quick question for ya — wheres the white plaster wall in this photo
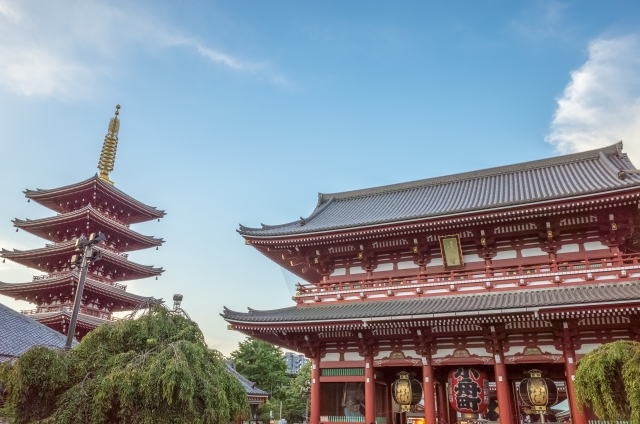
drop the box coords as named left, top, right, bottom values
left=584, top=241, right=608, bottom=251
left=493, top=250, right=517, bottom=260
left=427, top=258, right=443, bottom=267
left=537, top=344, right=563, bottom=354
left=559, top=243, right=580, bottom=253
left=398, top=261, right=419, bottom=269
left=331, top=268, right=346, bottom=276
left=344, top=352, right=363, bottom=360
left=323, top=353, right=341, bottom=361
left=432, top=348, right=456, bottom=358
left=521, top=247, right=546, bottom=257
left=575, top=343, right=602, bottom=355
left=463, top=254, right=484, bottom=263
left=375, top=263, right=394, bottom=272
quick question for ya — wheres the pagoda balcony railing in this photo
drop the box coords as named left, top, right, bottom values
left=42, top=242, right=129, bottom=258
left=21, top=305, right=113, bottom=321
left=297, top=252, right=640, bottom=301
left=32, top=272, right=128, bottom=291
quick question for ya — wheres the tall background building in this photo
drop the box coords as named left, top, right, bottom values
left=284, top=351, right=308, bottom=374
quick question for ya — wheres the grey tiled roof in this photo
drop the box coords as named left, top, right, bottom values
left=225, top=360, right=269, bottom=396
left=0, top=301, right=73, bottom=361
left=222, top=281, right=640, bottom=323
left=239, top=143, right=640, bottom=236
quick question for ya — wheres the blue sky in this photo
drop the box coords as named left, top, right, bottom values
left=1, top=0, right=640, bottom=354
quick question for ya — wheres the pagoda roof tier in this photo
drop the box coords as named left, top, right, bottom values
left=24, top=175, right=165, bottom=224
left=13, top=205, right=164, bottom=251
left=26, top=309, right=109, bottom=332
left=222, top=280, right=640, bottom=324
left=239, top=143, right=640, bottom=237
left=0, top=273, right=161, bottom=310
left=1, top=242, right=163, bottom=281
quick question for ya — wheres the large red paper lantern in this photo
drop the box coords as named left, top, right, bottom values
left=448, top=367, right=489, bottom=415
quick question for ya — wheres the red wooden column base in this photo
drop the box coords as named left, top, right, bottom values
left=422, top=357, right=437, bottom=424
left=365, top=356, right=376, bottom=424
left=493, top=350, right=514, bottom=424
left=563, top=324, right=588, bottom=424
left=310, top=359, right=321, bottom=424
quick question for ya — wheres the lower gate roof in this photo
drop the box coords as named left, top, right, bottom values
left=222, top=281, right=640, bottom=324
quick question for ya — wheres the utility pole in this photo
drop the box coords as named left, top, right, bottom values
left=65, top=232, right=106, bottom=349
left=301, top=379, right=311, bottom=424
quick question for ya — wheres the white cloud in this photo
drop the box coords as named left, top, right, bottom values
left=546, top=34, right=640, bottom=164
left=0, top=0, right=288, bottom=97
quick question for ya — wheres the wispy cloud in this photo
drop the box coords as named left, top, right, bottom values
left=546, top=34, right=640, bottom=163
left=0, top=0, right=288, bottom=98
left=509, top=1, right=572, bottom=41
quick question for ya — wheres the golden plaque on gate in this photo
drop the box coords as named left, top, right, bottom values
left=439, top=234, right=465, bottom=271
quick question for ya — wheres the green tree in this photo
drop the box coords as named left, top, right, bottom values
left=282, top=362, right=311, bottom=422
left=231, top=338, right=288, bottom=400
left=575, top=340, right=640, bottom=424
left=0, top=306, right=249, bottom=424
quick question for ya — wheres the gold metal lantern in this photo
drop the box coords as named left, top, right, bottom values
left=391, top=372, right=423, bottom=412
left=518, top=369, right=558, bottom=413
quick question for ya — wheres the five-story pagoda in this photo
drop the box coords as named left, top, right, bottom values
left=0, top=105, right=165, bottom=341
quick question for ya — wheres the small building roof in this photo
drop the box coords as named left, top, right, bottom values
left=222, top=281, right=640, bottom=324
left=239, top=143, right=640, bottom=237
left=0, top=301, right=73, bottom=361
left=225, top=360, right=269, bottom=399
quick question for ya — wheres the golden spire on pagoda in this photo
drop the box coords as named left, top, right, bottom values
left=97, top=104, right=120, bottom=185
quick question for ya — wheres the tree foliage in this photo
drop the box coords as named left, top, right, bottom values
left=231, top=338, right=288, bottom=400
left=255, top=361, right=311, bottom=423
left=575, top=340, right=640, bottom=424
left=0, top=306, right=249, bottom=424
left=282, top=362, right=311, bottom=422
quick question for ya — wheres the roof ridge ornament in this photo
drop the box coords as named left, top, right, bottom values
left=97, top=105, right=121, bottom=186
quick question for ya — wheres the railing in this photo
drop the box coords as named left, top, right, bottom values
left=588, top=422, right=629, bottom=424
left=96, top=244, right=129, bottom=258
left=321, top=368, right=364, bottom=376
left=297, top=252, right=640, bottom=301
left=21, top=305, right=112, bottom=321
left=321, top=417, right=364, bottom=423
left=32, top=272, right=127, bottom=291
left=319, top=417, right=386, bottom=423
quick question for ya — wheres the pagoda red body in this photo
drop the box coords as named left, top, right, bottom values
left=0, top=110, right=165, bottom=341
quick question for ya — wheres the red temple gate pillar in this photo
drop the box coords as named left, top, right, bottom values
left=365, top=356, right=376, bottom=424
left=436, top=381, right=448, bottom=424
left=422, top=354, right=437, bottom=424
left=310, top=358, right=321, bottom=424
left=491, top=336, right=514, bottom=424
left=562, top=323, right=588, bottom=424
